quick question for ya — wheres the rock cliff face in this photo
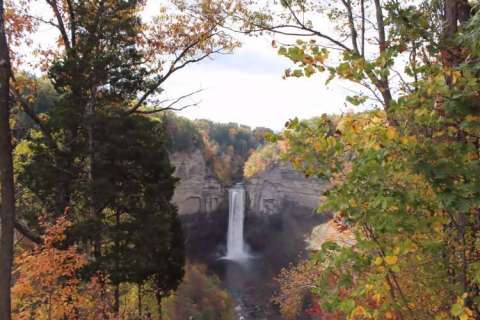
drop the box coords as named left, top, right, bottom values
left=169, top=150, right=228, bottom=260
left=243, top=162, right=330, bottom=268
left=170, top=150, right=331, bottom=263
left=170, top=150, right=226, bottom=215
left=245, top=163, right=328, bottom=216
left=170, top=150, right=328, bottom=218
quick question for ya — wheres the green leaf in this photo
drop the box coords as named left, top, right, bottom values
left=292, top=69, right=304, bottom=77
left=451, top=303, right=463, bottom=317
left=339, top=299, right=356, bottom=312
left=346, top=95, right=367, bottom=106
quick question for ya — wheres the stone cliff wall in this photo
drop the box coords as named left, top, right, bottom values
left=170, top=150, right=328, bottom=218
left=170, top=150, right=226, bottom=215
left=170, top=150, right=332, bottom=262
left=245, top=163, right=328, bottom=216
left=169, top=150, right=228, bottom=260
left=244, top=162, right=330, bottom=271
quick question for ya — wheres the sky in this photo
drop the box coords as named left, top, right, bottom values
left=27, top=0, right=352, bottom=131
left=160, top=36, right=349, bottom=130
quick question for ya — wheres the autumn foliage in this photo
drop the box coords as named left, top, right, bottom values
left=12, top=216, right=113, bottom=320
left=162, top=264, right=236, bottom=320
left=221, top=0, right=480, bottom=319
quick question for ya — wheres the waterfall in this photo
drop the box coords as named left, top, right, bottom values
left=225, top=183, right=249, bottom=260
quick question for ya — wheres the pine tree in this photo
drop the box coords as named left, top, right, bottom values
left=16, top=2, right=186, bottom=315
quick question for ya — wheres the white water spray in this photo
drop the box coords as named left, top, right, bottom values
left=225, top=183, right=249, bottom=260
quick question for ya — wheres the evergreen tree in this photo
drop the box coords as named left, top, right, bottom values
left=16, top=1, right=186, bottom=314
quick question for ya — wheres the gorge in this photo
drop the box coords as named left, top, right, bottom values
left=166, top=117, right=331, bottom=319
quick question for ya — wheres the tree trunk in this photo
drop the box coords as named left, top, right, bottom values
left=155, top=291, right=163, bottom=320
left=443, top=0, right=470, bottom=37
left=114, top=283, right=120, bottom=316
left=138, top=283, right=143, bottom=317
left=442, top=0, right=472, bottom=69
left=114, top=209, right=120, bottom=317
left=0, top=1, right=15, bottom=319
left=372, top=0, right=393, bottom=108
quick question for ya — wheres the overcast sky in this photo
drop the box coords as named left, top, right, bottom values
left=27, top=0, right=354, bottom=131
left=159, top=35, right=350, bottom=130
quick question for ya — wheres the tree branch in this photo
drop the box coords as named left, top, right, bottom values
left=283, top=3, right=353, bottom=52
left=340, top=0, right=360, bottom=55
left=15, top=221, right=43, bottom=245
left=360, top=0, right=366, bottom=57
left=45, top=0, right=71, bottom=50
left=134, top=89, right=201, bottom=115
left=65, top=0, right=76, bottom=48
left=124, top=28, right=221, bottom=116
left=372, top=0, right=394, bottom=118
left=9, top=87, right=61, bottom=152
left=25, top=14, right=60, bottom=29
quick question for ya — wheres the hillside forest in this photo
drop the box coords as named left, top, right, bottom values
left=2, top=0, right=480, bottom=320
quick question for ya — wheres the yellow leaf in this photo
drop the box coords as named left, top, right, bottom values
left=384, top=255, right=398, bottom=265
left=386, top=127, right=398, bottom=140
left=433, top=221, right=444, bottom=233
left=374, top=257, right=383, bottom=266
left=350, top=306, right=367, bottom=317
left=465, top=115, right=480, bottom=122
left=451, top=71, right=461, bottom=84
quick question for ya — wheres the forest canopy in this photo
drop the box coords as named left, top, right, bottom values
left=164, top=112, right=273, bottom=183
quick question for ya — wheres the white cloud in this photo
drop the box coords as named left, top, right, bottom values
left=162, top=36, right=348, bottom=130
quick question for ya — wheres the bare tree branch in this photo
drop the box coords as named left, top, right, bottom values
left=124, top=27, right=222, bottom=116
left=360, top=0, right=366, bottom=57
left=283, top=3, right=354, bottom=52
left=136, top=103, right=198, bottom=115
left=15, top=221, right=43, bottom=245
left=340, top=0, right=360, bottom=55
left=9, top=87, right=61, bottom=153
left=390, top=67, right=414, bottom=94
left=25, top=14, right=60, bottom=29
left=134, top=89, right=202, bottom=115
left=223, top=7, right=354, bottom=52
left=45, top=0, right=71, bottom=50
left=65, top=0, right=76, bottom=48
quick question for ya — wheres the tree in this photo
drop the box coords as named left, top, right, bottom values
left=186, top=0, right=399, bottom=119
left=162, top=264, right=236, bottom=320
left=272, top=260, right=325, bottom=320
left=270, top=1, right=480, bottom=317
left=77, top=111, right=184, bottom=314
left=0, top=0, right=15, bottom=318
left=7, top=0, right=235, bottom=316
left=152, top=211, right=185, bottom=320
left=12, top=216, right=112, bottom=320
left=19, top=107, right=186, bottom=315
left=243, top=142, right=283, bottom=178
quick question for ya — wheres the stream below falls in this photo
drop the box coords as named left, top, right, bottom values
left=209, top=255, right=284, bottom=320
